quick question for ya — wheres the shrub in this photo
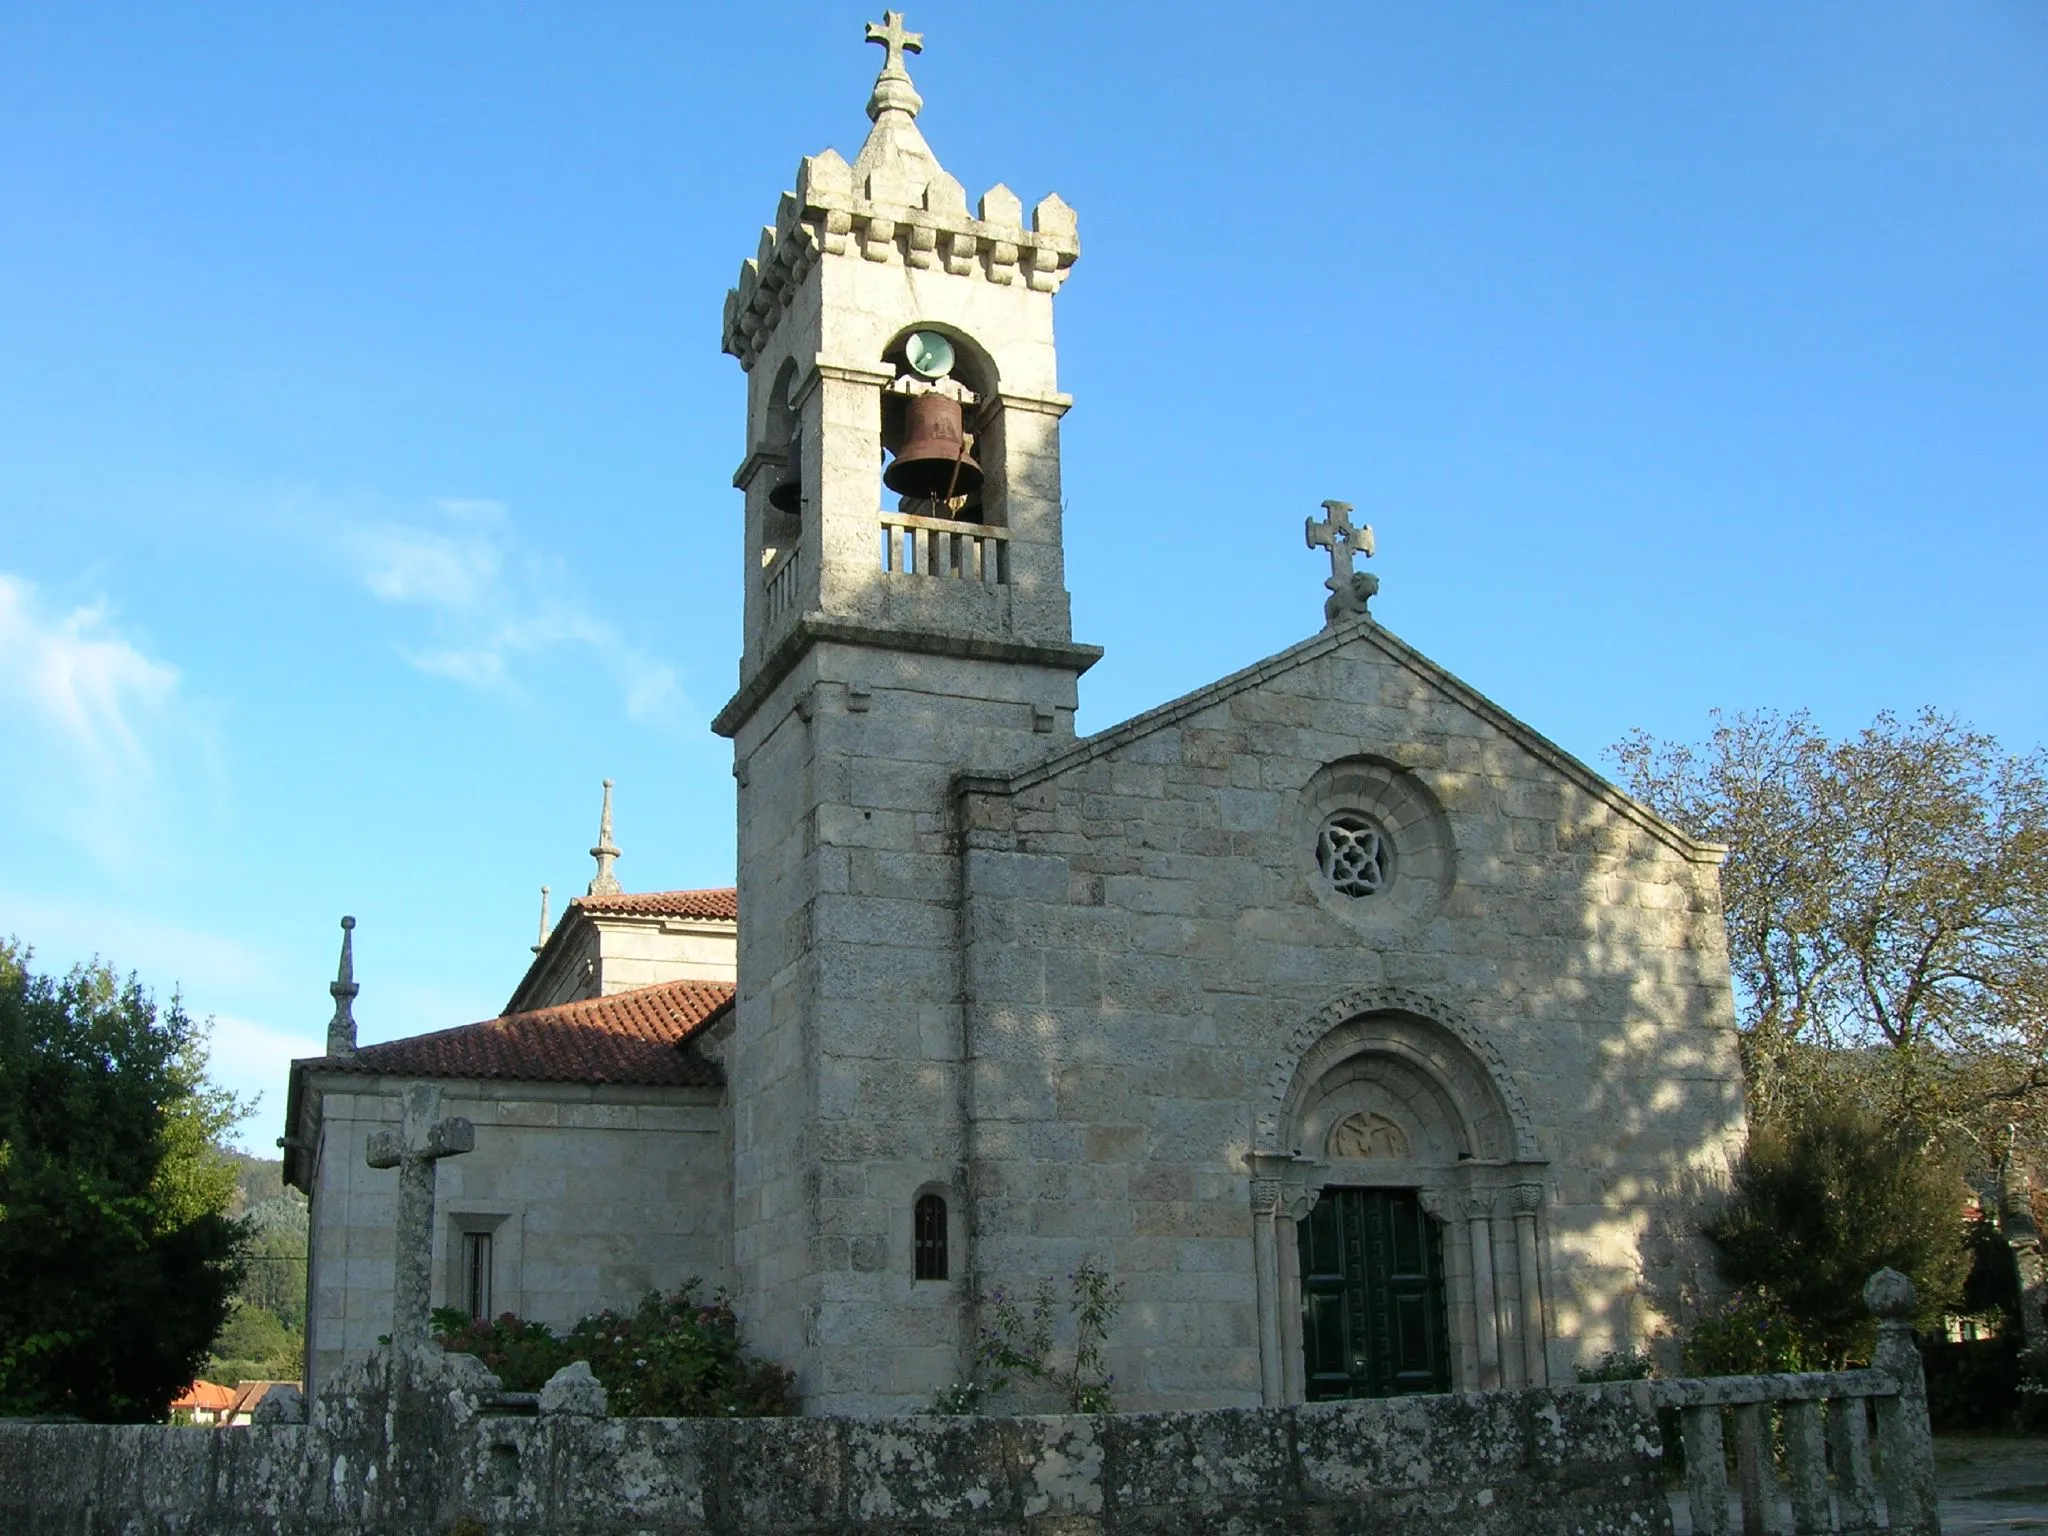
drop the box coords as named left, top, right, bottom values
left=1704, top=1102, right=1970, bottom=1366
left=565, top=1287, right=796, bottom=1418
left=1682, top=1290, right=1816, bottom=1376
left=1575, top=1346, right=1655, bottom=1383
left=430, top=1308, right=571, bottom=1392
left=433, top=1281, right=796, bottom=1417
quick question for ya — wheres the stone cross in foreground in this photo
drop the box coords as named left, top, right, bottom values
left=1305, top=499, right=1379, bottom=627
left=367, top=1081, right=476, bottom=1350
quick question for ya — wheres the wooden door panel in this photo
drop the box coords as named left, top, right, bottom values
left=1299, top=1188, right=1450, bottom=1400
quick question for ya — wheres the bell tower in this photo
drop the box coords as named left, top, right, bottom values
left=711, top=13, right=1099, bottom=1412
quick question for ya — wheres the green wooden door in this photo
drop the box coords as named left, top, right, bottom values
left=1298, top=1187, right=1451, bottom=1400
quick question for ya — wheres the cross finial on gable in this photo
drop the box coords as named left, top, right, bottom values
left=326, top=916, right=359, bottom=1057
left=1305, top=499, right=1380, bottom=629
left=587, top=779, right=623, bottom=896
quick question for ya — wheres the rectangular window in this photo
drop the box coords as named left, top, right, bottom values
left=461, top=1230, right=492, bottom=1320
left=913, top=1193, right=948, bottom=1281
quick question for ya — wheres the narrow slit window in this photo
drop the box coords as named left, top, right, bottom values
left=462, top=1230, right=493, bottom=1320
left=913, top=1193, right=948, bottom=1281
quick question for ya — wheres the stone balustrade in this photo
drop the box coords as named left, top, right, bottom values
left=878, top=507, right=1009, bottom=583
left=1643, top=1270, right=1940, bottom=1536
left=762, top=542, right=801, bottom=626
left=1648, top=1371, right=1901, bottom=1535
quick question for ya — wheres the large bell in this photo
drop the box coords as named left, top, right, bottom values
left=884, top=392, right=984, bottom=503
left=766, top=434, right=803, bottom=515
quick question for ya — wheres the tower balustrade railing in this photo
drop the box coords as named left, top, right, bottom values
left=877, top=507, right=1010, bottom=584
left=762, top=542, right=801, bottom=626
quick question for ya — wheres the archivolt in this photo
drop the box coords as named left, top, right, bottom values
left=1258, top=984, right=1539, bottom=1162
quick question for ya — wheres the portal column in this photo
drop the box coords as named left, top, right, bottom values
left=1511, top=1182, right=1548, bottom=1386
left=1463, top=1191, right=1502, bottom=1389
left=1278, top=1186, right=1316, bottom=1405
left=1249, top=1176, right=1283, bottom=1406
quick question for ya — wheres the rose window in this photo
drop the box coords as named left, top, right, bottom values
left=1316, top=811, right=1390, bottom=897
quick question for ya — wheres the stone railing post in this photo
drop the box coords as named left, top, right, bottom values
left=1780, top=1399, right=1829, bottom=1534
left=1828, top=1395, right=1881, bottom=1534
left=1865, top=1268, right=1940, bottom=1536
left=1680, top=1403, right=1733, bottom=1536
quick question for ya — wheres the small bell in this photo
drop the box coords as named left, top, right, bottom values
left=767, top=433, right=803, bottom=515
left=883, top=392, right=983, bottom=504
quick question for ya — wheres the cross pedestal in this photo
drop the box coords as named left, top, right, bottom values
left=366, top=1081, right=476, bottom=1350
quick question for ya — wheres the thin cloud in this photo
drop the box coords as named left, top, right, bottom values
left=0, top=573, right=180, bottom=778
left=0, top=574, right=208, bottom=866
left=329, top=498, right=682, bottom=726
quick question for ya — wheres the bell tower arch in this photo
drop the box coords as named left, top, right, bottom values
left=711, top=13, right=1099, bottom=1412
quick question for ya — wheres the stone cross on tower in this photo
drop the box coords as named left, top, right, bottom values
left=864, top=10, right=924, bottom=120
left=1305, top=498, right=1379, bottom=628
left=587, top=778, right=622, bottom=896
left=366, top=1081, right=476, bottom=1350
left=865, top=10, right=922, bottom=75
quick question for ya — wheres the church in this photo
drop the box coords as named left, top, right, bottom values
left=283, top=13, right=1748, bottom=1417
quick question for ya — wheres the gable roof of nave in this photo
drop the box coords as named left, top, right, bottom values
left=959, top=616, right=1723, bottom=865
left=283, top=977, right=729, bottom=1190
left=308, top=977, right=730, bottom=1089
left=572, top=887, right=737, bottom=922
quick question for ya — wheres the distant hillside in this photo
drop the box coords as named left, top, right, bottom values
left=223, top=1151, right=300, bottom=1217
left=207, top=1152, right=308, bottom=1387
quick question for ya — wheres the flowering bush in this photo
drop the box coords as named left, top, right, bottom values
left=428, top=1308, right=570, bottom=1390
left=432, top=1281, right=797, bottom=1417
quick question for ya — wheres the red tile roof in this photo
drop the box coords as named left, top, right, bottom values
left=173, top=1380, right=237, bottom=1414
left=310, top=979, right=731, bottom=1088
left=228, top=1380, right=298, bottom=1419
left=573, top=887, right=736, bottom=921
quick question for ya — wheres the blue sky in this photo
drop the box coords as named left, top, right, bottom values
left=2, top=3, right=2042, bottom=1149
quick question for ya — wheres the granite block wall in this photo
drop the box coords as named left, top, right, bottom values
left=0, top=1374, right=1677, bottom=1536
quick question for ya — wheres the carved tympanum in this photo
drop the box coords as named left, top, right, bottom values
left=1328, top=1111, right=1410, bottom=1160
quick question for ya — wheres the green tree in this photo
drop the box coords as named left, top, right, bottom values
left=236, top=1192, right=309, bottom=1333
left=0, top=940, right=249, bottom=1421
left=204, top=1301, right=300, bottom=1385
left=1704, top=1101, right=1970, bottom=1366
left=1613, top=708, right=2048, bottom=1166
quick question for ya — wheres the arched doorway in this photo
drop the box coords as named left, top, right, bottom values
left=1248, top=990, right=1553, bottom=1405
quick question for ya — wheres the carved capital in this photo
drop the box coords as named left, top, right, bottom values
left=1459, top=1189, right=1499, bottom=1223
left=1280, top=1187, right=1320, bottom=1223
left=1510, top=1181, right=1545, bottom=1217
left=1249, top=1178, right=1282, bottom=1216
left=1416, top=1187, right=1455, bottom=1223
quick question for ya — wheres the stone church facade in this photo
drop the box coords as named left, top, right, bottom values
left=286, top=14, right=1747, bottom=1416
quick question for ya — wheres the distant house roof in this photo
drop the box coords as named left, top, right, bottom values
left=226, top=1380, right=297, bottom=1421
left=572, top=887, right=737, bottom=922
left=172, top=1380, right=237, bottom=1415
left=302, top=978, right=731, bottom=1089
